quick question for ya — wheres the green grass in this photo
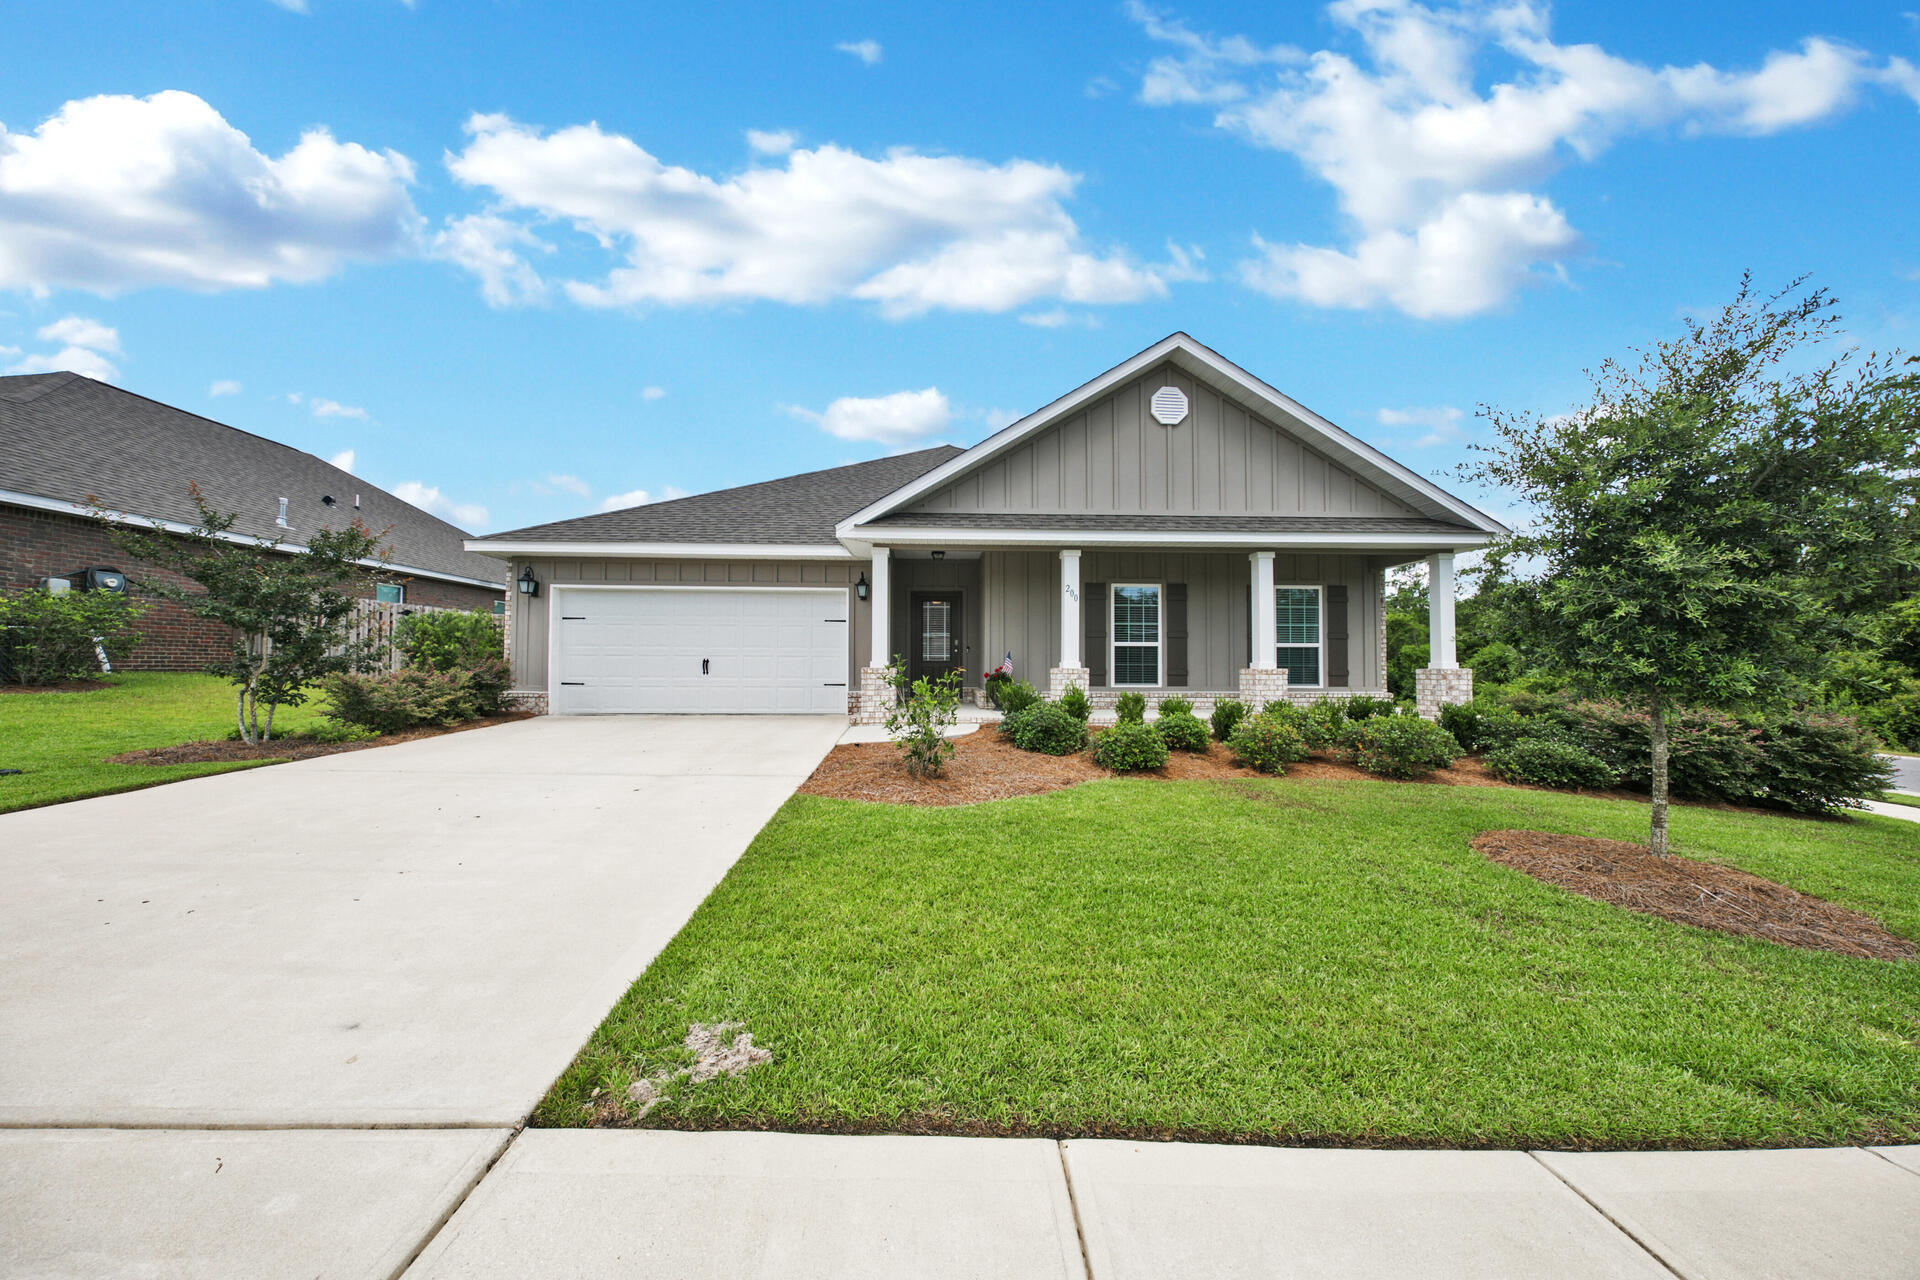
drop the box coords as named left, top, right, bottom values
left=0, top=672, right=328, bottom=813
left=538, top=779, right=1920, bottom=1149
left=1878, top=791, right=1920, bottom=810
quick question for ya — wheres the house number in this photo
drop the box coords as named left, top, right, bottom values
left=1065, top=585, right=1078, bottom=603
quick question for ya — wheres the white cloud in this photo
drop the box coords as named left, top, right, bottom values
left=786, top=387, right=952, bottom=445
left=599, top=485, right=689, bottom=512
left=267, top=0, right=309, bottom=10
left=1020, top=308, right=1073, bottom=328
left=442, top=114, right=1172, bottom=317
left=0, top=90, right=418, bottom=296
left=37, top=315, right=120, bottom=354
left=432, top=212, right=549, bottom=306
left=392, top=481, right=488, bottom=530
left=545, top=472, right=591, bottom=498
left=836, top=39, right=883, bottom=65
left=210, top=379, right=242, bottom=396
left=286, top=392, right=303, bottom=404
left=310, top=398, right=367, bottom=419
left=1133, top=1, right=1917, bottom=316
left=1378, top=403, right=1467, bottom=446
left=641, top=385, right=666, bottom=400
left=7, top=345, right=118, bottom=381
left=328, top=448, right=355, bottom=473
left=746, top=128, right=798, bottom=155
left=5, top=312, right=122, bottom=380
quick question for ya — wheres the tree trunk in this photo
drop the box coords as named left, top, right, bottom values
left=1648, top=692, right=1670, bottom=858
left=263, top=699, right=277, bottom=743
left=235, top=687, right=251, bottom=745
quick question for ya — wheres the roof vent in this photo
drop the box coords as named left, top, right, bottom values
left=275, top=497, right=291, bottom=528
left=321, top=494, right=337, bottom=507
left=1150, top=385, right=1189, bottom=426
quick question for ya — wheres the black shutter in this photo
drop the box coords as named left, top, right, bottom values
left=1084, top=582, right=1108, bottom=688
left=1166, top=583, right=1189, bottom=687
left=1326, top=584, right=1350, bottom=687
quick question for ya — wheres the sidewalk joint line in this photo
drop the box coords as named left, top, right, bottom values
left=1056, top=1140, right=1095, bottom=1280
left=1526, top=1151, right=1685, bottom=1280
left=1860, top=1145, right=1920, bottom=1178
left=382, top=1123, right=524, bottom=1280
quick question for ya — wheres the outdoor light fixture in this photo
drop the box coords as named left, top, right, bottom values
left=855, top=572, right=869, bottom=601
left=931, top=549, right=946, bottom=560
left=517, top=566, right=540, bottom=597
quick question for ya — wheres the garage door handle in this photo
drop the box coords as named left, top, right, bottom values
left=702, top=659, right=709, bottom=675
left=559, top=681, right=584, bottom=686
left=823, top=682, right=846, bottom=687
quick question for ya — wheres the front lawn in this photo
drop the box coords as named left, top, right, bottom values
left=538, top=779, right=1920, bottom=1149
left=0, top=673, right=328, bottom=813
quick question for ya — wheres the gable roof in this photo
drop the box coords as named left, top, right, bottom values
left=470, top=445, right=964, bottom=554
left=0, top=372, right=505, bottom=589
left=838, top=333, right=1509, bottom=540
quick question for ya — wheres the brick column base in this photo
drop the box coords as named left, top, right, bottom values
left=502, top=689, right=548, bottom=715
left=1237, top=667, right=1288, bottom=710
left=849, top=665, right=897, bottom=725
left=1415, top=667, right=1473, bottom=720
left=1046, top=666, right=1091, bottom=701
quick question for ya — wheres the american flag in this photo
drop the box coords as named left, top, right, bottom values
left=985, top=651, right=1014, bottom=679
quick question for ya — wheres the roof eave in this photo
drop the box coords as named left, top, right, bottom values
left=465, top=539, right=856, bottom=560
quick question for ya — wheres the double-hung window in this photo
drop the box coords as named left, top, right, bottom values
left=375, top=583, right=405, bottom=604
left=1275, top=585, right=1322, bottom=686
left=1112, top=584, right=1162, bottom=686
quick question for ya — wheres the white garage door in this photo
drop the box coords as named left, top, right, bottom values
left=550, top=587, right=850, bottom=715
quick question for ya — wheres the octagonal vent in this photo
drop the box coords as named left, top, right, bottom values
left=1150, top=385, right=1189, bottom=426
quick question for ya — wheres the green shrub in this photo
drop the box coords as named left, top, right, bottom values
left=984, top=672, right=1011, bottom=709
left=1092, top=719, right=1168, bottom=771
left=1305, top=696, right=1348, bottom=733
left=1156, top=695, right=1194, bottom=717
left=1003, top=701, right=1090, bottom=756
left=306, top=718, right=381, bottom=745
left=1115, top=690, right=1147, bottom=723
left=1345, top=714, right=1460, bottom=779
left=1341, top=694, right=1396, bottom=722
left=994, top=678, right=1041, bottom=716
left=1461, top=640, right=1525, bottom=685
left=1058, top=683, right=1091, bottom=722
left=1228, top=714, right=1308, bottom=774
left=0, top=589, right=146, bottom=685
left=886, top=669, right=961, bottom=778
left=1154, top=711, right=1210, bottom=752
left=1861, top=686, right=1920, bottom=753
left=1750, top=713, right=1893, bottom=814
left=398, top=608, right=503, bottom=672
left=1210, top=699, right=1248, bottom=741
left=321, top=663, right=506, bottom=733
left=1482, top=736, right=1619, bottom=790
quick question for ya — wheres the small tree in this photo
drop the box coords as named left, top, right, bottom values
left=885, top=657, right=961, bottom=778
left=1466, top=277, right=1919, bottom=855
left=110, top=486, right=394, bottom=742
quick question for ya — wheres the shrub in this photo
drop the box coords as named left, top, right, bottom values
left=322, top=665, right=497, bottom=733
left=1228, top=713, right=1309, bottom=774
left=306, top=718, right=381, bottom=745
left=1092, top=719, right=1168, bottom=771
left=984, top=672, right=1011, bottom=708
left=1482, top=736, right=1620, bottom=790
left=1341, top=694, right=1396, bottom=722
left=993, top=678, right=1041, bottom=716
left=1210, top=699, right=1248, bottom=741
left=1437, top=700, right=1480, bottom=751
left=399, top=609, right=503, bottom=672
left=1155, top=711, right=1210, bottom=752
left=1156, top=695, right=1194, bottom=717
left=1003, top=701, right=1090, bottom=756
left=1562, top=700, right=1761, bottom=802
left=1058, top=683, right=1091, bottom=722
left=0, top=589, right=146, bottom=685
left=1861, top=686, right=1920, bottom=754
left=1750, top=712, right=1892, bottom=814
left=1461, top=639, right=1525, bottom=685
left=1115, top=690, right=1147, bottom=723
left=1345, top=714, right=1460, bottom=779
left=886, top=669, right=960, bottom=778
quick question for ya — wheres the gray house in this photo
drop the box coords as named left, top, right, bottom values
left=468, top=334, right=1506, bottom=722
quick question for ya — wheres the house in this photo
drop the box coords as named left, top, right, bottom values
left=468, top=334, right=1507, bottom=722
left=0, top=372, right=506, bottom=669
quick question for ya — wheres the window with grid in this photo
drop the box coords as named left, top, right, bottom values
left=920, top=600, right=951, bottom=662
left=1275, top=586, right=1321, bottom=686
left=1112, top=584, right=1161, bottom=686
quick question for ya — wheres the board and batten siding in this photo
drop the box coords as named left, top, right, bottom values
left=982, top=550, right=1387, bottom=691
left=905, top=361, right=1419, bottom=518
left=505, top=557, right=868, bottom=691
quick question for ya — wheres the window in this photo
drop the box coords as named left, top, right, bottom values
left=491, top=599, right=506, bottom=616
left=920, top=599, right=951, bottom=662
left=375, top=583, right=405, bottom=604
left=1112, top=584, right=1162, bottom=686
left=1275, top=585, right=1322, bottom=686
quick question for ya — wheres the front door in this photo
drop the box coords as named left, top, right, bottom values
left=908, top=592, right=965, bottom=687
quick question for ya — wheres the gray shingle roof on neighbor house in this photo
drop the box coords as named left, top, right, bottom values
left=863, top=512, right=1481, bottom=535
left=482, top=446, right=967, bottom=545
left=0, top=371, right=505, bottom=588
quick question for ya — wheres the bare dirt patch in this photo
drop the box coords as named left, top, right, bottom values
left=106, top=713, right=532, bottom=766
left=1473, top=828, right=1916, bottom=961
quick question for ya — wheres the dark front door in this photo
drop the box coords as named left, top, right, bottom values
left=908, top=592, right=965, bottom=686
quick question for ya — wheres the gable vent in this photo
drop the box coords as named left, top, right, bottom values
left=1150, top=385, right=1189, bottom=426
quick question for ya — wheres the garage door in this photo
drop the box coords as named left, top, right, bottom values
left=550, top=587, right=850, bottom=715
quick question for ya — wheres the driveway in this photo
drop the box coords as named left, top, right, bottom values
left=1883, top=752, right=1920, bottom=794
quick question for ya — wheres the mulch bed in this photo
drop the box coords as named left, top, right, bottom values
left=106, top=713, right=533, bottom=766
left=1473, top=829, right=1916, bottom=961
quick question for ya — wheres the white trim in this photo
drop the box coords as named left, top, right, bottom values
left=468, top=539, right=854, bottom=560
left=1110, top=582, right=1165, bottom=688
left=869, top=546, right=890, bottom=672
left=835, top=333, right=1510, bottom=537
left=1429, top=551, right=1458, bottom=669
left=1059, top=548, right=1081, bottom=670
left=1249, top=551, right=1276, bottom=670
left=544, top=582, right=852, bottom=715
left=1274, top=583, right=1325, bottom=688
left=0, top=485, right=507, bottom=592
left=845, top=525, right=1492, bottom=551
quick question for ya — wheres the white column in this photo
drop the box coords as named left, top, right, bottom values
left=1059, top=549, right=1082, bottom=669
left=1428, top=551, right=1457, bottom=668
left=1250, top=550, right=1277, bottom=669
left=868, top=546, right=891, bottom=668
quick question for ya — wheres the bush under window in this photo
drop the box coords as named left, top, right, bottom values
left=1210, top=698, right=1248, bottom=741
left=991, top=678, right=1041, bottom=716
left=1344, top=714, right=1460, bottom=779
left=1228, top=714, right=1308, bottom=774
left=1002, top=701, right=1090, bottom=756
left=1092, top=720, right=1168, bottom=771
left=1156, top=695, right=1194, bottom=718
left=1482, top=736, right=1620, bottom=790
left=1154, top=711, right=1210, bottom=752
left=1058, top=683, right=1091, bottom=722
left=1115, top=690, right=1147, bottom=723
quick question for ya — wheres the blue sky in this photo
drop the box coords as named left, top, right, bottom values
left=2, top=0, right=1916, bottom=534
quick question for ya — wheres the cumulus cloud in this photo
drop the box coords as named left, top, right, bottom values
left=836, top=39, right=883, bottom=65
left=311, top=398, right=367, bottom=419
left=433, top=212, right=549, bottom=306
left=0, top=90, right=419, bottom=295
left=210, top=379, right=242, bottom=396
left=1133, top=1, right=1916, bottom=316
left=5, top=313, right=122, bottom=380
left=392, top=480, right=488, bottom=530
left=599, top=485, right=690, bottom=512
left=328, top=448, right=355, bottom=473
left=746, top=128, right=798, bottom=155
left=441, top=113, right=1173, bottom=317
left=786, top=387, right=952, bottom=445
left=37, top=315, right=121, bottom=354
left=1377, top=403, right=1467, bottom=446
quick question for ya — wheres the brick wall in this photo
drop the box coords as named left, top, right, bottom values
left=2, top=503, right=503, bottom=671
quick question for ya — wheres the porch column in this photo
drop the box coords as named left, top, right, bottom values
left=1048, top=548, right=1090, bottom=700
left=852, top=547, right=894, bottom=725
left=868, top=546, right=891, bottom=668
left=1416, top=550, right=1472, bottom=720
left=1239, top=550, right=1286, bottom=707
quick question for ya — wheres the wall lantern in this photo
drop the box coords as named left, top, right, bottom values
left=931, top=549, right=946, bottom=560
left=855, top=572, right=870, bottom=602
left=517, top=566, right=540, bottom=597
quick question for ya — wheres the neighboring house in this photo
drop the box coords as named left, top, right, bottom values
left=0, top=372, right=506, bottom=670
left=469, top=334, right=1508, bottom=722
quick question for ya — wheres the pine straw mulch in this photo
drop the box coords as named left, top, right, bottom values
left=1472, top=829, right=1916, bottom=961
left=799, top=726, right=1515, bottom=807
left=106, top=713, right=533, bottom=766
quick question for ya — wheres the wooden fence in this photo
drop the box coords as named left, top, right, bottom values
left=342, top=599, right=499, bottom=671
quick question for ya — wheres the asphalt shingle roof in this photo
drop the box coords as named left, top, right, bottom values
left=483, top=446, right=966, bottom=545
left=0, top=372, right=505, bottom=587
left=863, top=511, right=1479, bottom=534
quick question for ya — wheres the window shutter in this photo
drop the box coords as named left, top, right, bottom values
left=1084, top=582, right=1108, bottom=687
left=1166, top=583, right=1189, bottom=687
left=1326, top=583, right=1350, bottom=688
